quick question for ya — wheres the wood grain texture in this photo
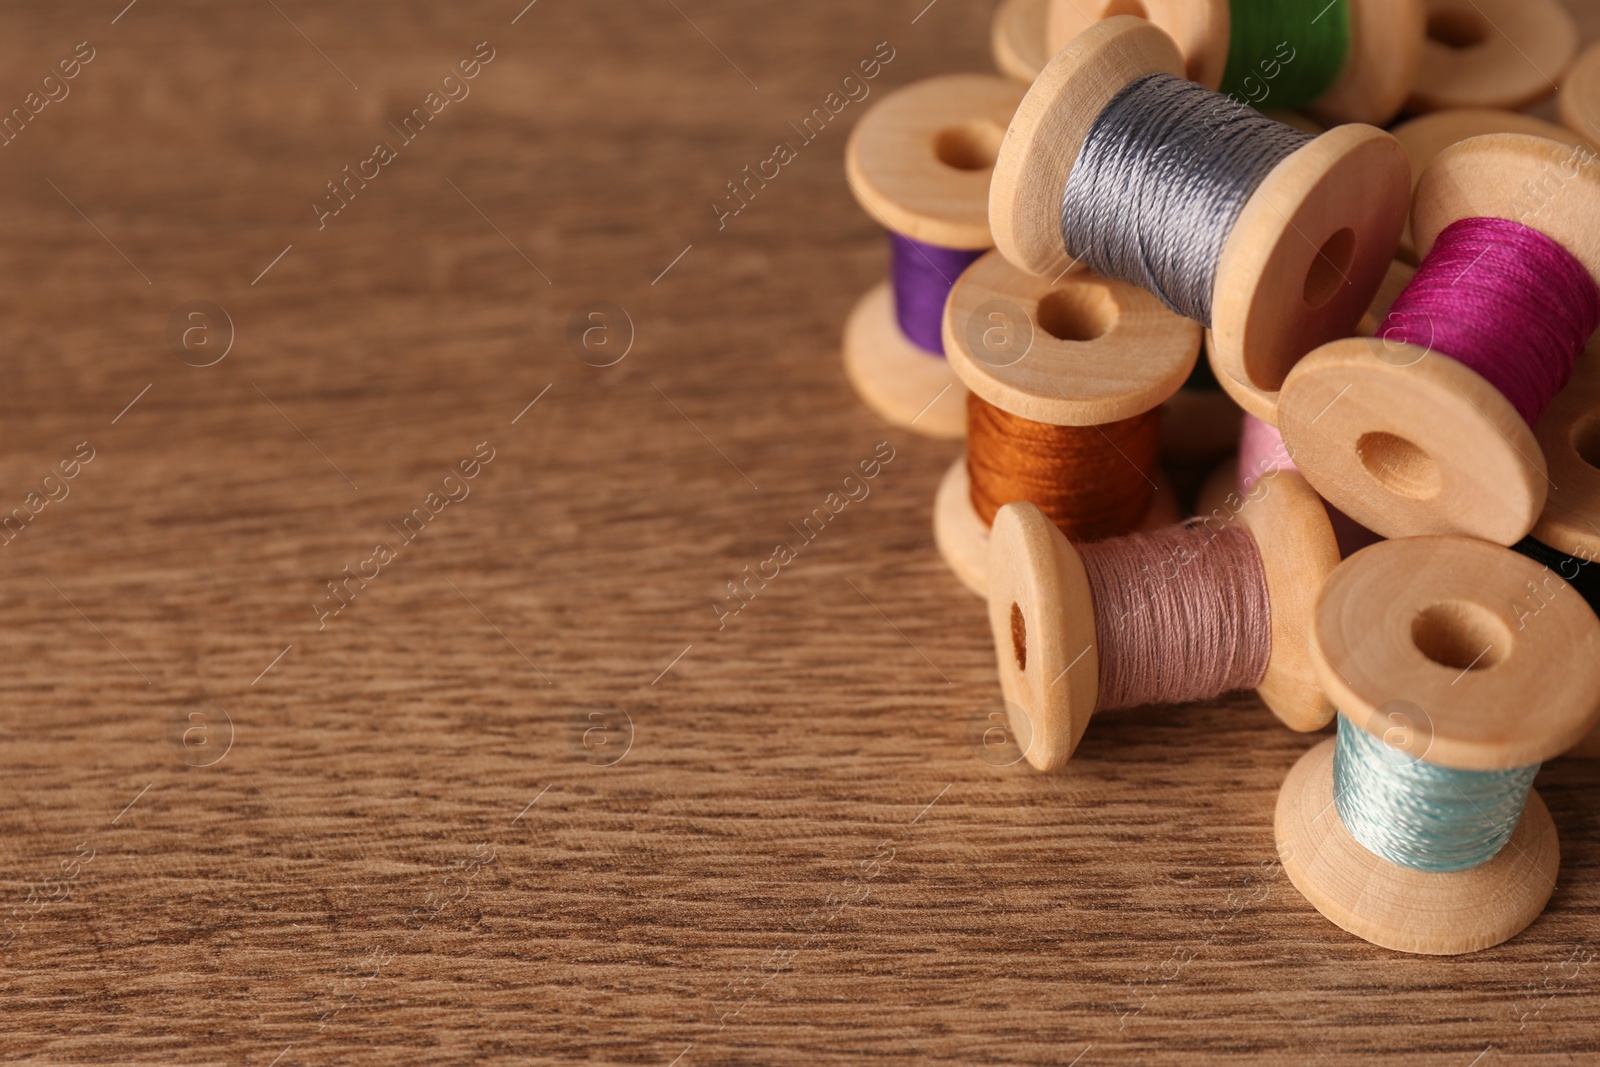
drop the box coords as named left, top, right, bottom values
left=0, top=1, right=1597, bottom=1064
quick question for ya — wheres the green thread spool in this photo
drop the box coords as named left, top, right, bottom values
left=1221, top=0, right=1350, bottom=109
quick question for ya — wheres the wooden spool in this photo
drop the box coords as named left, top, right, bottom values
left=1197, top=448, right=1382, bottom=562
left=1276, top=536, right=1600, bottom=954
left=985, top=469, right=1338, bottom=773
left=1533, top=358, right=1600, bottom=590
left=1214, top=258, right=1414, bottom=426
left=933, top=250, right=1197, bottom=597
left=1408, top=0, right=1577, bottom=113
left=1278, top=134, right=1600, bottom=546
left=1559, top=41, right=1600, bottom=147
left=1159, top=109, right=1326, bottom=451
left=1390, top=109, right=1589, bottom=264
left=991, top=0, right=1053, bottom=84
left=990, top=18, right=1408, bottom=427
left=1532, top=357, right=1600, bottom=760
left=843, top=74, right=1026, bottom=440
left=1044, top=0, right=1422, bottom=126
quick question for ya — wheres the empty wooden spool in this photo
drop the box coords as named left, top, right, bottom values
left=1531, top=358, right=1600, bottom=759
left=991, top=0, right=1054, bottom=83
left=1407, top=0, right=1577, bottom=112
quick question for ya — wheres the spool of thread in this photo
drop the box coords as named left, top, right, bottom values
left=1389, top=109, right=1590, bottom=264
left=1280, top=134, right=1600, bottom=547
left=985, top=468, right=1338, bottom=772
left=991, top=0, right=1053, bottom=83
left=1408, top=0, right=1577, bottom=113
left=1276, top=536, right=1600, bottom=954
left=844, top=75, right=1025, bottom=440
left=935, top=251, right=1198, bottom=598
left=1044, top=0, right=1423, bottom=125
left=989, top=19, right=1408, bottom=427
left=887, top=233, right=985, bottom=353
left=1520, top=356, right=1600, bottom=759
left=965, top=397, right=1158, bottom=534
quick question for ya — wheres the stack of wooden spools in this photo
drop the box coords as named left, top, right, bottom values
left=843, top=0, right=1600, bottom=955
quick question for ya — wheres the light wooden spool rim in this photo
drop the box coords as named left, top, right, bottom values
left=1532, top=356, right=1600, bottom=563
left=1213, top=258, right=1414, bottom=425
left=935, top=251, right=1195, bottom=597
left=1303, top=0, right=1424, bottom=128
left=991, top=0, right=1053, bottom=84
left=1045, top=0, right=1230, bottom=90
left=840, top=282, right=967, bottom=440
left=933, top=456, right=1180, bottom=599
left=1407, top=0, right=1577, bottom=113
left=989, top=18, right=1408, bottom=409
left=1412, top=136, right=1600, bottom=278
left=942, top=250, right=1200, bottom=426
left=1311, top=536, right=1600, bottom=769
left=1275, top=739, right=1559, bottom=955
left=984, top=469, right=1336, bottom=772
left=1277, top=535, right=1600, bottom=954
left=1558, top=41, right=1600, bottom=147
left=845, top=74, right=1026, bottom=250
left=1043, top=0, right=1421, bottom=126
left=1278, top=134, right=1600, bottom=545
left=1390, top=109, right=1589, bottom=264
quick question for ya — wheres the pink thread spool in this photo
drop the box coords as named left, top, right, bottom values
left=1280, top=134, right=1600, bottom=545
left=984, top=469, right=1339, bottom=772
left=1238, top=414, right=1380, bottom=557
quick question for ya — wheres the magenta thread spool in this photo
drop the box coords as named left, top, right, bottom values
left=844, top=75, right=1026, bottom=439
left=1280, top=134, right=1600, bottom=545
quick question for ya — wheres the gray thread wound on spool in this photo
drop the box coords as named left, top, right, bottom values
left=1060, top=72, right=1312, bottom=325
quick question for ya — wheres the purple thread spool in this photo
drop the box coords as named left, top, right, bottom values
left=842, top=73, right=1025, bottom=438
left=889, top=232, right=984, bottom=355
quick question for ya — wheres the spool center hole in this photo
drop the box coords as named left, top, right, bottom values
left=1427, top=9, right=1489, bottom=49
left=1304, top=228, right=1355, bottom=309
left=934, top=121, right=1005, bottom=172
left=1356, top=431, right=1442, bottom=500
left=1412, top=601, right=1511, bottom=671
left=1010, top=602, right=1027, bottom=672
left=1572, top=412, right=1600, bottom=471
left=1035, top=284, right=1118, bottom=342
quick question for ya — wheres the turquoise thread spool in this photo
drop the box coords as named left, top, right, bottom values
left=1276, top=536, right=1600, bottom=955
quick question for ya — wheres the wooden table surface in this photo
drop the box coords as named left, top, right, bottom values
left=1, top=2, right=1598, bottom=1063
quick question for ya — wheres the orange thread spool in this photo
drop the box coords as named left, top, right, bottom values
left=965, top=393, right=1159, bottom=539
